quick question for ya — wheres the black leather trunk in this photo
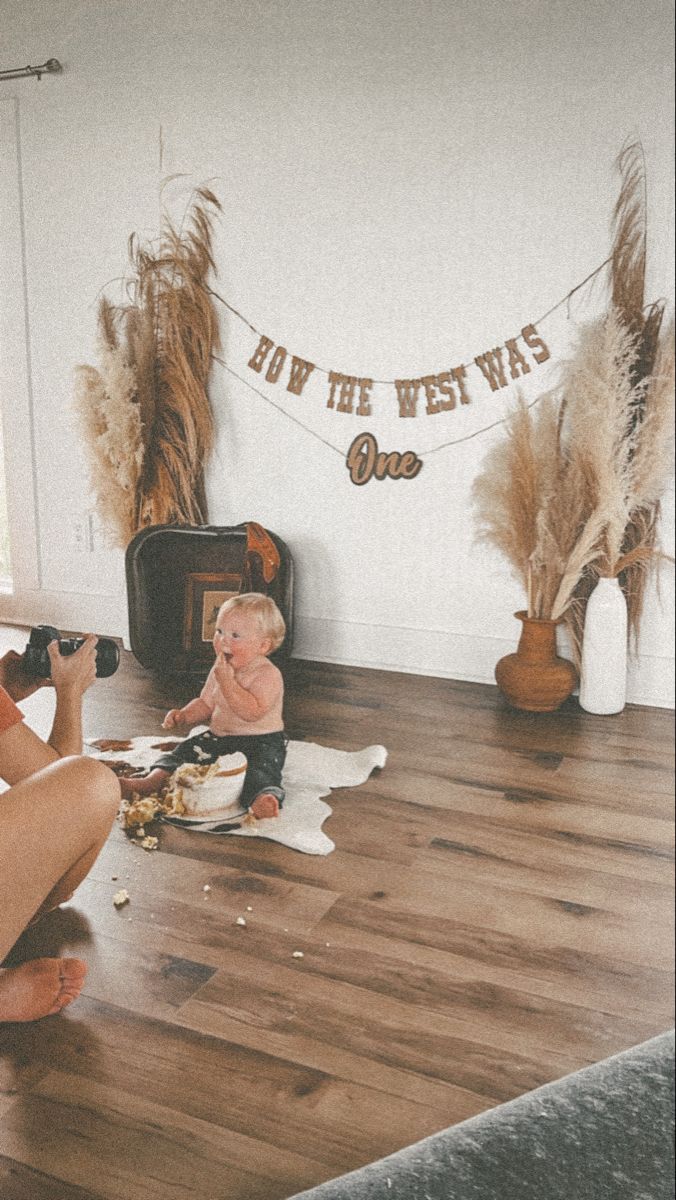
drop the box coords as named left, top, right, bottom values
left=125, top=523, right=294, bottom=675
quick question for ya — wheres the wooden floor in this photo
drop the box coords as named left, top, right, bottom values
left=0, top=624, right=674, bottom=1200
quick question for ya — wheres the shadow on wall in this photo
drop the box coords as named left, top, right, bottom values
left=286, top=536, right=338, bottom=659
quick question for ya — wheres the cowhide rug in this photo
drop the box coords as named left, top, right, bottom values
left=87, top=732, right=387, bottom=856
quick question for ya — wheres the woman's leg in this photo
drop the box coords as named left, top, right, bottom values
left=0, top=755, right=120, bottom=1021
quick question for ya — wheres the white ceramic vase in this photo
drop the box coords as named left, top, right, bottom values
left=579, top=577, right=628, bottom=714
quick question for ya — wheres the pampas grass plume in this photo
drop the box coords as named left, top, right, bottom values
left=74, top=185, right=221, bottom=545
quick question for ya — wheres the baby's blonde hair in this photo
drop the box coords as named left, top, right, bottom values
left=218, top=592, right=286, bottom=652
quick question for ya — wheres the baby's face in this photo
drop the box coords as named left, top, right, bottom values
left=213, top=607, right=271, bottom=669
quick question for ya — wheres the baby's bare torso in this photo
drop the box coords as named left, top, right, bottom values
left=201, top=655, right=284, bottom=735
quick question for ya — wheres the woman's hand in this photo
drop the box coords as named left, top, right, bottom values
left=0, top=650, right=46, bottom=702
left=162, top=709, right=184, bottom=730
left=47, top=636, right=98, bottom=696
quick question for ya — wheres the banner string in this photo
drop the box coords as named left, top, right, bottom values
left=207, top=255, right=611, bottom=384
left=213, top=356, right=346, bottom=458
left=211, top=256, right=613, bottom=460
left=420, top=393, right=545, bottom=458
left=214, top=354, right=552, bottom=460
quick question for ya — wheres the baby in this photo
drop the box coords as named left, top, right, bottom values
left=120, top=593, right=287, bottom=820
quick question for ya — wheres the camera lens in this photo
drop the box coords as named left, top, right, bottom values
left=95, top=639, right=120, bottom=678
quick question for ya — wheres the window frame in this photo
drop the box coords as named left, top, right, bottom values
left=0, top=96, right=41, bottom=605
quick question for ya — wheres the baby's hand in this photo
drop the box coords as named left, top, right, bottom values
left=214, top=652, right=235, bottom=687
left=162, top=708, right=183, bottom=730
left=250, top=793, right=280, bottom=820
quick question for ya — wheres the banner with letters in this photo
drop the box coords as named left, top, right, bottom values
left=210, top=258, right=608, bottom=484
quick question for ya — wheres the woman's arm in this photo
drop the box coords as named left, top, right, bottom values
left=45, top=637, right=98, bottom=757
left=0, top=636, right=99, bottom=786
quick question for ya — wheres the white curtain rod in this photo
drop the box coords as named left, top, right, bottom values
left=0, top=59, right=63, bottom=82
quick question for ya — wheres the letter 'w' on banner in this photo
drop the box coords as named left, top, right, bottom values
left=474, top=347, right=508, bottom=392
left=287, top=356, right=315, bottom=395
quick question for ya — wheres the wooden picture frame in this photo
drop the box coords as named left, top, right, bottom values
left=183, top=572, right=240, bottom=652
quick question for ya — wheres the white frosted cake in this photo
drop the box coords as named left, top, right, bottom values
left=170, top=752, right=248, bottom=819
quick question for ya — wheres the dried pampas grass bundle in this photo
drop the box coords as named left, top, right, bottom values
left=610, top=140, right=665, bottom=381
left=563, top=139, right=671, bottom=652
left=628, top=322, right=676, bottom=508
left=557, top=310, right=643, bottom=574
left=73, top=349, right=144, bottom=547
left=616, top=320, right=676, bottom=645
left=472, top=388, right=606, bottom=626
left=473, top=141, right=674, bottom=660
left=74, top=186, right=222, bottom=547
left=472, top=311, right=674, bottom=655
left=473, top=394, right=560, bottom=614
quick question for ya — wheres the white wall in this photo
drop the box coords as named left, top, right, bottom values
left=0, top=0, right=674, bottom=705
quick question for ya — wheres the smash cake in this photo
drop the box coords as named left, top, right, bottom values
left=166, top=751, right=249, bottom=821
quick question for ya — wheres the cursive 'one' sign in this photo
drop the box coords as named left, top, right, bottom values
left=346, top=432, right=423, bottom=486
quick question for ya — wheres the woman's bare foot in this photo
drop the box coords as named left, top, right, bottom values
left=119, top=768, right=170, bottom=800
left=250, top=793, right=280, bottom=820
left=0, top=958, right=88, bottom=1022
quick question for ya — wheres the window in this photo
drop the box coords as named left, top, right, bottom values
left=0, top=97, right=40, bottom=606
left=0, top=417, right=12, bottom=589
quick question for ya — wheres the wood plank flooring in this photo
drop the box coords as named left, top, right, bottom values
left=0, top=625, right=673, bottom=1199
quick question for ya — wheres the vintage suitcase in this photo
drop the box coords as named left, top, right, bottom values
left=125, top=522, right=294, bottom=675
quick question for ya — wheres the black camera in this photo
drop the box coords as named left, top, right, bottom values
left=23, top=625, right=120, bottom=679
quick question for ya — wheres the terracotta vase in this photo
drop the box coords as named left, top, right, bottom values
left=495, top=611, right=578, bottom=713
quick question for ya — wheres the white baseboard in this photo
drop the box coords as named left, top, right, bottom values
left=1, top=593, right=673, bottom=709
left=293, top=615, right=676, bottom=710
left=0, top=589, right=130, bottom=647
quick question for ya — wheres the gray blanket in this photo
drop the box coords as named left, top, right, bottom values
left=288, top=1031, right=675, bottom=1200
